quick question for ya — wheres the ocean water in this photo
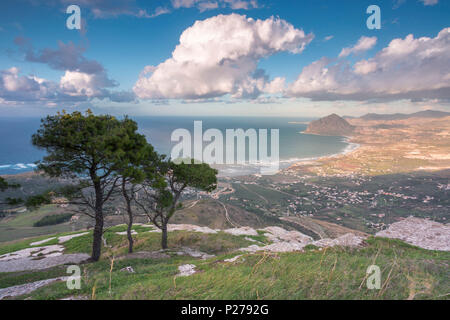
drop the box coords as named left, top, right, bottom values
left=0, top=116, right=353, bottom=176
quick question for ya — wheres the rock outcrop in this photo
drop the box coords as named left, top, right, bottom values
left=376, top=217, right=450, bottom=251
left=305, top=114, right=355, bottom=136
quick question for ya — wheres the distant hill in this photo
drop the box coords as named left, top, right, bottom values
left=305, top=114, right=355, bottom=136
left=360, top=109, right=450, bottom=121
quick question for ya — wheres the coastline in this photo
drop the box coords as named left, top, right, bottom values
left=288, top=115, right=450, bottom=176
left=215, top=135, right=362, bottom=178
left=1, top=137, right=361, bottom=179
left=284, top=134, right=361, bottom=171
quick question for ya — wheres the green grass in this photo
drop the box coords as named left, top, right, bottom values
left=5, top=236, right=448, bottom=300
left=0, top=266, right=68, bottom=289
left=0, top=229, right=93, bottom=255
left=0, top=205, right=75, bottom=242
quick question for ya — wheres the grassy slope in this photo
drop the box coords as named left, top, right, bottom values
left=1, top=227, right=448, bottom=300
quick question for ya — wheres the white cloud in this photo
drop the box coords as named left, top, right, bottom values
left=288, top=28, right=450, bottom=101
left=420, top=0, right=438, bottom=6
left=339, top=36, right=377, bottom=58
left=353, top=60, right=377, bottom=75
left=264, top=77, right=286, bottom=94
left=324, top=35, right=334, bottom=41
left=59, top=71, right=111, bottom=97
left=134, top=14, right=313, bottom=100
left=171, top=0, right=258, bottom=11
left=197, top=2, right=219, bottom=11
left=0, top=67, right=61, bottom=103
left=0, top=67, right=135, bottom=104
left=136, top=7, right=171, bottom=18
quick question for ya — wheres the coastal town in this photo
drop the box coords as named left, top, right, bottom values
left=186, top=112, right=450, bottom=237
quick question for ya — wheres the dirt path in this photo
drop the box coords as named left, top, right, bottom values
left=185, top=200, right=200, bottom=209
left=217, top=201, right=240, bottom=228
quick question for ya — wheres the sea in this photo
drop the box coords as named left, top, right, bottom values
left=0, top=116, right=358, bottom=177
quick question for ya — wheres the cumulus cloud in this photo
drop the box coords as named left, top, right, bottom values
left=4, top=39, right=136, bottom=104
left=353, top=60, right=377, bottom=75
left=0, top=67, right=135, bottom=105
left=288, top=28, right=450, bottom=101
left=0, top=67, right=60, bottom=102
left=134, top=14, right=313, bottom=100
left=59, top=70, right=114, bottom=97
left=339, top=36, right=377, bottom=58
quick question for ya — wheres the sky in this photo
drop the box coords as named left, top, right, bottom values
left=0, top=0, right=449, bottom=117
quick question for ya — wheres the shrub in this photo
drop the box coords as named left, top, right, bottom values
left=5, top=197, right=23, bottom=205
left=25, top=194, right=52, bottom=209
left=33, top=213, right=73, bottom=227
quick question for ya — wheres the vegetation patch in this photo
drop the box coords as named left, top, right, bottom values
left=33, top=213, right=73, bottom=227
left=13, top=237, right=449, bottom=300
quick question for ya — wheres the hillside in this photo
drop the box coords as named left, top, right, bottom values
left=0, top=220, right=448, bottom=300
left=359, top=109, right=450, bottom=121
left=305, top=114, right=355, bottom=136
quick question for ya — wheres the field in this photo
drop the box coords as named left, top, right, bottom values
left=217, top=170, right=449, bottom=238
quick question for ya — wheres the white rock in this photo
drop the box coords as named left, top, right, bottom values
left=240, top=245, right=263, bottom=253
left=168, top=224, right=218, bottom=234
left=376, top=217, right=450, bottom=251
left=0, top=253, right=89, bottom=272
left=58, top=232, right=89, bottom=243
left=0, top=277, right=68, bottom=300
left=313, top=233, right=365, bottom=248
left=120, top=266, right=135, bottom=273
left=223, top=227, right=258, bottom=236
left=177, top=264, right=196, bottom=277
left=30, top=237, right=56, bottom=246
left=115, top=230, right=138, bottom=236
left=240, top=241, right=307, bottom=253
left=261, top=241, right=307, bottom=252
left=224, top=255, right=243, bottom=263
left=0, top=245, right=64, bottom=262
left=261, top=226, right=313, bottom=244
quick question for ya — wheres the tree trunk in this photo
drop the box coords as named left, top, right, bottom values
left=122, top=180, right=134, bottom=253
left=161, top=223, right=168, bottom=249
left=91, top=209, right=103, bottom=261
left=91, top=182, right=104, bottom=262
left=127, top=214, right=133, bottom=253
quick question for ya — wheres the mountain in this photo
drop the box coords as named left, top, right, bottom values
left=305, top=114, right=355, bottom=136
left=360, top=109, right=450, bottom=121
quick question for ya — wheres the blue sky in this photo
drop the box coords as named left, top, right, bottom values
left=0, top=0, right=449, bottom=117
